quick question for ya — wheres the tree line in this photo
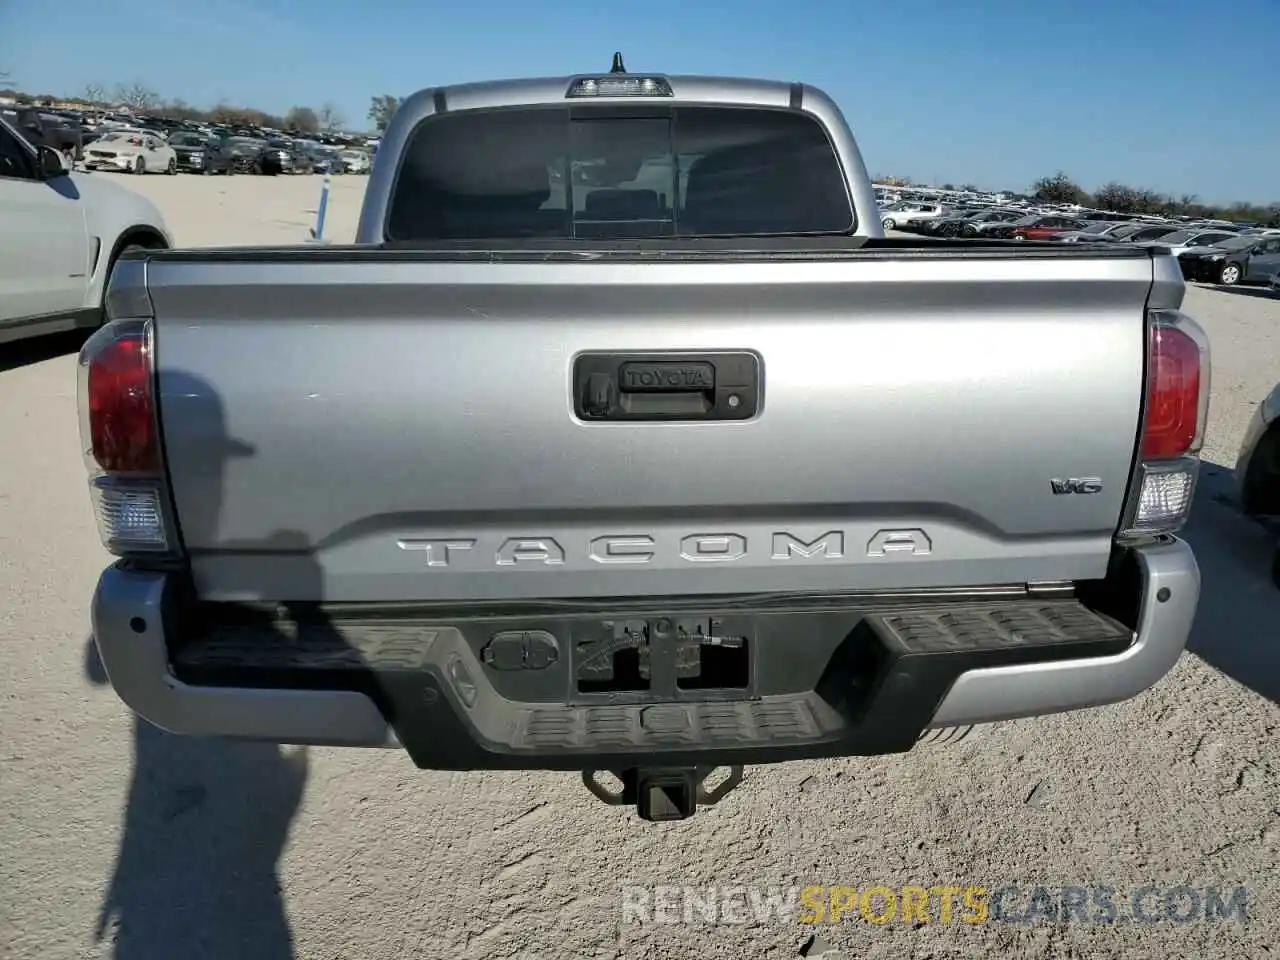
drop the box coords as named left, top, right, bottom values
left=1030, top=171, right=1280, bottom=228
left=0, top=82, right=403, bottom=136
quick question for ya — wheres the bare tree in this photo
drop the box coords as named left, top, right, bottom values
left=83, top=83, right=106, bottom=104
left=318, top=102, right=344, bottom=132
left=113, top=81, right=158, bottom=110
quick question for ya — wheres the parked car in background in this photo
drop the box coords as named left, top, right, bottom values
left=911, top=208, right=983, bottom=235
left=883, top=202, right=947, bottom=230
left=224, top=136, right=270, bottom=173
left=877, top=200, right=934, bottom=230
left=1178, top=235, right=1280, bottom=285
left=339, top=149, right=371, bottom=174
left=984, top=214, right=1080, bottom=239
left=949, top=209, right=1023, bottom=237
left=168, top=131, right=233, bottom=175
left=11, top=108, right=85, bottom=161
left=262, top=139, right=301, bottom=175
left=968, top=213, right=1042, bottom=237
left=83, top=131, right=178, bottom=175
left=0, top=114, right=171, bottom=344
left=290, top=145, right=316, bottom=174
left=1010, top=216, right=1090, bottom=241
left=1234, top=380, right=1280, bottom=584
left=1053, top=221, right=1137, bottom=243
left=1136, top=228, right=1238, bottom=258
left=305, top=147, right=342, bottom=174
left=1112, top=222, right=1194, bottom=244
left=900, top=205, right=970, bottom=232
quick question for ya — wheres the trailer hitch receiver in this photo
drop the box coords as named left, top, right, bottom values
left=582, top=766, right=744, bottom=821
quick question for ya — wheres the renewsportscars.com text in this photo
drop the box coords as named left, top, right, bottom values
left=619, top=884, right=1249, bottom=926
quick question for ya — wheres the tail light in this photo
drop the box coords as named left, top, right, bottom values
left=1118, top=310, right=1210, bottom=540
left=77, top=319, right=174, bottom=555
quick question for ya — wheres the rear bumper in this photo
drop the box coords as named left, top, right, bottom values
left=91, top=538, right=1198, bottom=767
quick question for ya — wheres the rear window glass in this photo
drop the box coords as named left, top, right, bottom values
left=386, top=105, right=853, bottom=241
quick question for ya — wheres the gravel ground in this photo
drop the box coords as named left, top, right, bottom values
left=1, top=175, right=1278, bottom=960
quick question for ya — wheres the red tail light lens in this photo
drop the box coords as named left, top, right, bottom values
left=87, top=332, right=160, bottom=475
left=1142, top=323, right=1203, bottom=460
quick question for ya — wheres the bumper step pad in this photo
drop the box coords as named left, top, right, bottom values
left=172, top=596, right=1131, bottom=769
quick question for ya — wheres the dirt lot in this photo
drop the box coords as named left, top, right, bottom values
left=1, top=173, right=1278, bottom=960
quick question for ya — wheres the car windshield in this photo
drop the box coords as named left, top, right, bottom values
left=169, top=132, right=207, bottom=146
left=1011, top=215, right=1042, bottom=226
left=1080, top=222, right=1116, bottom=234
left=1154, top=230, right=1194, bottom=244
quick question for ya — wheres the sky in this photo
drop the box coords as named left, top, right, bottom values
left=3, top=0, right=1278, bottom=204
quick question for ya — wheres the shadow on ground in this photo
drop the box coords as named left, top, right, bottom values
left=1180, top=460, right=1280, bottom=705
left=0, top=329, right=90, bottom=374
left=1207, top=285, right=1278, bottom=300
left=85, top=640, right=308, bottom=960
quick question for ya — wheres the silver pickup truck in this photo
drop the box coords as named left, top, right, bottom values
left=83, top=62, right=1208, bottom=821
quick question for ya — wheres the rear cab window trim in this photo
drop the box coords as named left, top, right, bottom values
left=384, top=102, right=856, bottom=243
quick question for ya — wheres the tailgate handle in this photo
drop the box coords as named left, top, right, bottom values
left=574, top=352, right=760, bottom=422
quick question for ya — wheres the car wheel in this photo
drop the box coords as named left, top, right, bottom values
left=1219, top=262, right=1242, bottom=285
left=133, top=156, right=145, bottom=175
left=166, top=157, right=177, bottom=175
left=882, top=218, right=896, bottom=230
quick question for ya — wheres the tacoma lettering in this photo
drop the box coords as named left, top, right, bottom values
left=495, top=538, right=566, bottom=566
left=401, top=530, right=938, bottom=566
left=771, top=531, right=845, bottom=560
left=397, top=538, right=476, bottom=566
left=590, top=535, right=657, bottom=564
left=679, top=534, right=747, bottom=562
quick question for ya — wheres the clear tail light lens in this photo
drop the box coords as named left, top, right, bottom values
left=89, top=480, right=170, bottom=553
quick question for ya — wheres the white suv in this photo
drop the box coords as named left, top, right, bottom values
left=0, top=116, right=172, bottom=345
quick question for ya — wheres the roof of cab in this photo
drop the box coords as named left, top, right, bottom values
left=398, top=74, right=816, bottom=117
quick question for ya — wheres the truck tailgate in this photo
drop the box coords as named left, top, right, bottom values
left=144, top=247, right=1152, bottom=602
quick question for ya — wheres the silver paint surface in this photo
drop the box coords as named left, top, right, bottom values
left=143, top=254, right=1153, bottom=602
